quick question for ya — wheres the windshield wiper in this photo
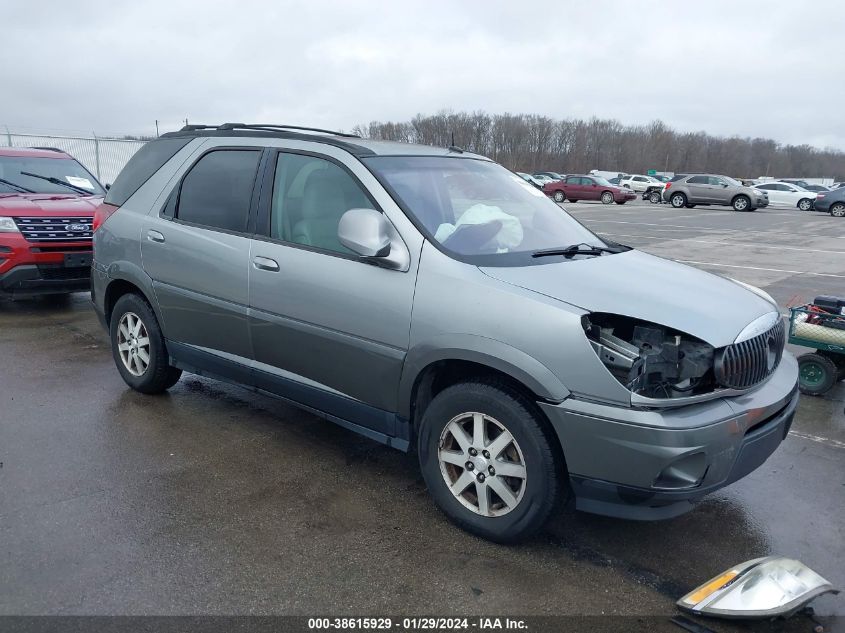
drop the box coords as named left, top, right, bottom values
left=0, top=177, right=35, bottom=193
left=20, top=171, right=93, bottom=195
left=532, top=243, right=625, bottom=258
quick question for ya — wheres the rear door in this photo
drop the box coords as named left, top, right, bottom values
left=141, top=145, right=264, bottom=375
left=247, top=145, right=420, bottom=435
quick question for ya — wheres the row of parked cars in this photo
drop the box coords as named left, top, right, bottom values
left=518, top=169, right=845, bottom=215
left=1, top=127, right=801, bottom=543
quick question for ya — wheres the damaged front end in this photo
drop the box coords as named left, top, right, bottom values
left=583, top=313, right=717, bottom=402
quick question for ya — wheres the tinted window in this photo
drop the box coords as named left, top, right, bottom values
left=565, top=176, right=580, bottom=184
left=757, top=184, right=776, bottom=190
left=669, top=174, right=686, bottom=182
left=580, top=177, right=594, bottom=185
left=687, top=176, right=708, bottom=184
left=270, top=152, right=375, bottom=255
left=105, top=137, right=191, bottom=206
left=634, top=176, right=647, bottom=182
left=177, top=150, right=260, bottom=232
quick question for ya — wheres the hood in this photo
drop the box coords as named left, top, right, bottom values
left=480, top=250, right=776, bottom=347
left=0, top=194, right=102, bottom=216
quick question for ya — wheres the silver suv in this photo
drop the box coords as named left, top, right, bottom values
left=663, top=174, right=769, bottom=211
left=91, top=124, right=798, bottom=542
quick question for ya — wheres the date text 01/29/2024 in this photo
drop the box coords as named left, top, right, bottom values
left=307, top=617, right=528, bottom=630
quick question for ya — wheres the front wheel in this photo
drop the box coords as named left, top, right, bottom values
left=615, top=200, right=626, bottom=205
left=732, top=195, right=750, bottom=212
left=110, top=293, right=182, bottom=394
left=649, top=191, right=662, bottom=204
left=797, top=353, right=837, bottom=395
left=831, top=203, right=845, bottom=218
left=601, top=191, right=614, bottom=204
left=798, top=198, right=813, bottom=212
left=552, top=190, right=565, bottom=203
left=418, top=381, right=564, bottom=543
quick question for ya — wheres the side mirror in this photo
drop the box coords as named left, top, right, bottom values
left=105, top=183, right=111, bottom=190
left=338, top=208, right=391, bottom=258
left=722, top=183, right=729, bottom=187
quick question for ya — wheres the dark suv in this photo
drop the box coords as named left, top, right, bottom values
left=0, top=147, right=105, bottom=299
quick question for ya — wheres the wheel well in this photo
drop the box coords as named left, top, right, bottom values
left=410, top=360, right=546, bottom=432
left=731, top=193, right=750, bottom=204
left=104, top=279, right=145, bottom=324
left=601, top=189, right=613, bottom=197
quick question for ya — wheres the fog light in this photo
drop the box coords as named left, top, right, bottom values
left=678, top=556, right=838, bottom=619
left=653, top=452, right=706, bottom=490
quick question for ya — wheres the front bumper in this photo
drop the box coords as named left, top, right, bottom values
left=0, top=263, right=91, bottom=298
left=540, top=353, right=799, bottom=520
left=754, top=196, right=769, bottom=208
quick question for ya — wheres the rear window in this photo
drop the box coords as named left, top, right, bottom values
left=104, top=137, right=192, bottom=206
left=669, top=174, right=686, bottom=182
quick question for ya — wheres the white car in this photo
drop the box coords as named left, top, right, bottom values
left=753, top=181, right=818, bottom=210
left=516, top=172, right=545, bottom=188
left=620, top=174, right=665, bottom=193
left=531, top=174, right=560, bottom=185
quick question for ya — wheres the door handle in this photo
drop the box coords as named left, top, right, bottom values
left=253, top=256, right=280, bottom=272
left=147, top=230, right=165, bottom=243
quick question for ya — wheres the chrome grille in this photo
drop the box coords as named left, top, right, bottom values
left=716, top=319, right=785, bottom=389
left=12, top=217, right=93, bottom=243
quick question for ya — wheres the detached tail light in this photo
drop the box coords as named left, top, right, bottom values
left=92, top=203, right=119, bottom=232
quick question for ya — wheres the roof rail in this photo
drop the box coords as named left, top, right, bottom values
left=179, top=123, right=359, bottom=138
left=29, top=146, right=65, bottom=153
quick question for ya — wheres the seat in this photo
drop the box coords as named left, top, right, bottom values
left=292, top=169, right=351, bottom=253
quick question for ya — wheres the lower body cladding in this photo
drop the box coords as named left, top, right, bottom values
left=0, top=263, right=91, bottom=298
left=541, top=353, right=799, bottom=520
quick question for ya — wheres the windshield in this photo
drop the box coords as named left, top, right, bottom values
left=364, top=156, right=607, bottom=264
left=0, top=156, right=105, bottom=195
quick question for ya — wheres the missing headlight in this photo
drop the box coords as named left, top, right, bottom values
left=583, top=313, right=715, bottom=399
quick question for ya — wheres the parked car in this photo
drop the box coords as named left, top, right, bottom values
left=662, top=174, right=769, bottom=211
left=93, top=123, right=798, bottom=543
left=531, top=174, right=560, bottom=186
left=516, top=172, right=544, bottom=189
left=0, top=147, right=105, bottom=299
left=753, top=181, right=817, bottom=210
left=544, top=174, right=636, bottom=205
left=650, top=174, right=671, bottom=183
left=831, top=182, right=845, bottom=189
left=813, top=187, right=845, bottom=217
left=534, top=171, right=566, bottom=181
left=608, top=176, right=624, bottom=185
left=620, top=174, right=665, bottom=193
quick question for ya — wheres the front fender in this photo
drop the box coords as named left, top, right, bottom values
left=396, top=333, right=570, bottom=419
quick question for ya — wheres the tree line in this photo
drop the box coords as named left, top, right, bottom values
left=352, top=112, right=845, bottom=180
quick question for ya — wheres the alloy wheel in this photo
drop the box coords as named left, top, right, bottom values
left=437, top=412, right=527, bottom=517
left=601, top=192, right=613, bottom=204
left=117, top=312, right=150, bottom=377
left=832, top=204, right=845, bottom=217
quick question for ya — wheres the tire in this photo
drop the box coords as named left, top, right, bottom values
left=798, top=198, right=813, bottom=212
left=732, top=195, right=751, bottom=212
left=553, top=190, right=565, bottom=203
left=567, top=199, right=578, bottom=203
left=685, top=204, right=697, bottom=209
left=417, top=381, right=564, bottom=543
left=830, top=203, right=845, bottom=218
left=670, top=192, right=687, bottom=208
left=649, top=191, right=661, bottom=204
left=601, top=191, right=614, bottom=205
left=797, top=353, right=837, bottom=396
left=614, top=201, right=626, bottom=205
left=110, top=293, right=182, bottom=394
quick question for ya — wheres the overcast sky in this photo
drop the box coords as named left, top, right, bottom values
left=2, top=0, right=844, bottom=149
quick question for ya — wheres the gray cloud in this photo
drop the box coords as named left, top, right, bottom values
left=2, top=0, right=843, bottom=148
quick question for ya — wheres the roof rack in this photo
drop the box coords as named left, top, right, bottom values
left=179, top=123, right=359, bottom=138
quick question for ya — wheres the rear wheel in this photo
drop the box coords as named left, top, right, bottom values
left=732, top=195, right=751, bottom=212
left=670, top=193, right=687, bottom=208
left=110, top=293, right=182, bottom=394
left=798, top=198, right=813, bottom=211
left=830, top=203, right=845, bottom=217
left=418, top=381, right=564, bottom=543
left=553, top=190, right=565, bottom=203
left=601, top=191, right=614, bottom=204
left=797, top=353, right=837, bottom=395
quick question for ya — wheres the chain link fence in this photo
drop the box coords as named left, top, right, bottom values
left=2, top=129, right=148, bottom=186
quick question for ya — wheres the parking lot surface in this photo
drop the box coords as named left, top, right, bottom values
left=1, top=200, right=843, bottom=628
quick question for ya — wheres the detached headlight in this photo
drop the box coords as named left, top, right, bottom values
left=678, top=556, right=838, bottom=619
left=0, top=217, right=20, bottom=232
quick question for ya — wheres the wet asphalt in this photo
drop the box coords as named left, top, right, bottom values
left=0, top=200, right=843, bottom=630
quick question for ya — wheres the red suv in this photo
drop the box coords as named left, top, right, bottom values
left=0, top=147, right=105, bottom=299
left=544, top=174, right=637, bottom=205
